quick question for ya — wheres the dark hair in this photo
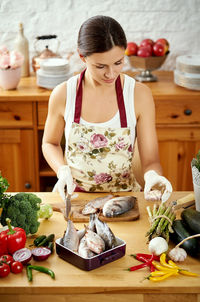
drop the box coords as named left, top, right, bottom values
left=78, top=15, right=127, bottom=56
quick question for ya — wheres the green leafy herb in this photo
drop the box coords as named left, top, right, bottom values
left=0, top=173, right=9, bottom=195
left=191, top=150, right=200, bottom=172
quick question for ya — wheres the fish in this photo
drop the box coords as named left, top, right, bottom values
left=62, top=219, right=79, bottom=251
left=82, top=194, right=114, bottom=215
left=88, top=213, right=96, bottom=232
left=77, top=228, right=86, bottom=241
left=102, top=196, right=135, bottom=217
left=78, top=236, right=96, bottom=258
left=85, top=227, right=105, bottom=254
left=94, top=214, right=117, bottom=249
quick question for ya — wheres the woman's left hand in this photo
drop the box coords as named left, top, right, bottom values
left=144, top=170, right=172, bottom=203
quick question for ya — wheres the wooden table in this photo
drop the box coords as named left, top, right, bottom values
left=0, top=192, right=200, bottom=302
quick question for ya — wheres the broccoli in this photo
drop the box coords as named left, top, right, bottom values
left=0, top=173, right=53, bottom=235
left=0, top=192, right=42, bottom=235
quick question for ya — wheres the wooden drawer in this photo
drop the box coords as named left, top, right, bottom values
left=38, top=102, right=48, bottom=127
left=0, top=102, right=33, bottom=128
left=155, top=99, right=200, bottom=124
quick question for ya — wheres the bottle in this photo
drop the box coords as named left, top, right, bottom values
left=14, top=23, right=30, bottom=77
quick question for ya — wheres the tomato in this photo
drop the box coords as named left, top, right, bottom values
left=0, top=262, right=10, bottom=278
left=10, top=261, right=23, bottom=274
left=0, top=254, right=14, bottom=266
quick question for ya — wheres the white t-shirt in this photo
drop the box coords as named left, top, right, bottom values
left=64, top=74, right=137, bottom=153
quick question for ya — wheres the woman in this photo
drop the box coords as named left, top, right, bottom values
left=42, top=15, right=172, bottom=203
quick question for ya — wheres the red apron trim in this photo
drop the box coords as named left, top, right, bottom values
left=74, top=69, right=86, bottom=123
left=115, top=75, right=127, bottom=128
left=74, top=69, right=127, bottom=127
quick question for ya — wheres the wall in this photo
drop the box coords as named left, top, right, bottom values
left=0, top=0, right=199, bottom=72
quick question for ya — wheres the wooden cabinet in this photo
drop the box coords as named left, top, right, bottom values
left=0, top=72, right=200, bottom=192
left=154, top=88, right=200, bottom=191
left=157, top=126, right=200, bottom=190
left=0, top=129, right=36, bottom=191
left=0, top=102, right=36, bottom=191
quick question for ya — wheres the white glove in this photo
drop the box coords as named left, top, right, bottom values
left=144, top=170, right=172, bottom=203
left=52, top=165, right=76, bottom=201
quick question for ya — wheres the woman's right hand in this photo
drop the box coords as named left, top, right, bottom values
left=52, top=165, right=76, bottom=201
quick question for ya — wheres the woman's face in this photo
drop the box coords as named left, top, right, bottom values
left=82, top=46, right=125, bottom=86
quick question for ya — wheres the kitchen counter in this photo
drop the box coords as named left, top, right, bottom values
left=0, top=191, right=199, bottom=302
left=0, top=71, right=200, bottom=101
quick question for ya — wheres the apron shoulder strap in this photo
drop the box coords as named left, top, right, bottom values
left=74, top=70, right=127, bottom=127
left=74, top=69, right=86, bottom=123
left=115, top=75, right=127, bottom=128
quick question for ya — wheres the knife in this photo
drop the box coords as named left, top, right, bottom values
left=171, top=193, right=195, bottom=210
left=65, top=193, right=72, bottom=219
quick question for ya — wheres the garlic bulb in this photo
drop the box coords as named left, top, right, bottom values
left=148, top=236, right=168, bottom=256
left=169, top=247, right=187, bottom=262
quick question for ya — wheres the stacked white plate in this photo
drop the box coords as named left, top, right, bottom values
left=36, top=58, right=72, bottom=89
left=174, top=55, right=200, bottom=90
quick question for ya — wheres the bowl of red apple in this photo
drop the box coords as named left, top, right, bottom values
left=125, top=38, right=170, bottom=82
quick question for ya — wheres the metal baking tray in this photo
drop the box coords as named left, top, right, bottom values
left=56, top=237, right=126, bottom=271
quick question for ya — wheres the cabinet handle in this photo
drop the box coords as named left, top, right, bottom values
left=184, top=109, right=192, bottom=116
left=25, top=182, right=31, bottom=189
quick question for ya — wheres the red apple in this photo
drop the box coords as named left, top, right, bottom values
left=153, top=43, right=165, bottom=56
left=142, top=43, right=153, bottom=55
left=140, top=38, right=154, bottom=47
left=155, top=38, right=169, bottom=52
left=125, top=42, right=138, bottom=56
left=137, top=46, right=152, bottom=57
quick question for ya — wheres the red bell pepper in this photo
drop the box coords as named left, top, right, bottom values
left=0, top=232, right=8, bottom=256
left=0, top=218, right=26, bottom=255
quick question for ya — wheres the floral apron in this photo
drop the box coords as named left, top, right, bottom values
left=66, top=69, right=140, bottom=192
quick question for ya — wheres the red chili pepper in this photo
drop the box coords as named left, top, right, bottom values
left=130, top=254, right=157, bottom=272
left=131, top=253, right=160, bottom=262
left=128, top=262, right=150, bottom=271
left=0, top=218, right=26, bottom=255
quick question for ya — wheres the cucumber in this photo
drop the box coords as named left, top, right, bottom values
left=181, top=208, right=200, bottom=234
left=34, top=235, right=47, bottom=246
left=170, top=219, right=199, bottom=256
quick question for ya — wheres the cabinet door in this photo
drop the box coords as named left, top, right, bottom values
left=157, top=126, right=200, bottom=191
left=0, top=129, right=36, bottom=192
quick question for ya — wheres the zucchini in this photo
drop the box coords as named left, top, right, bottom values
left=181, top=208, right=200, bottom=234
left=170, top=219, right=199, bottom=256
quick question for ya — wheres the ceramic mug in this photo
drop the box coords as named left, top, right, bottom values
left=0, top=67, right=21, bottom=90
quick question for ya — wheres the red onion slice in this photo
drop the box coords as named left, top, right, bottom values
left=13, top=248, right=32, bottom=265
left=32, top=247, right=51, bottom=261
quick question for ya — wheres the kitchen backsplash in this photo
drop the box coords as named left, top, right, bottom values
left=0, top=0, right=199, bottom=72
